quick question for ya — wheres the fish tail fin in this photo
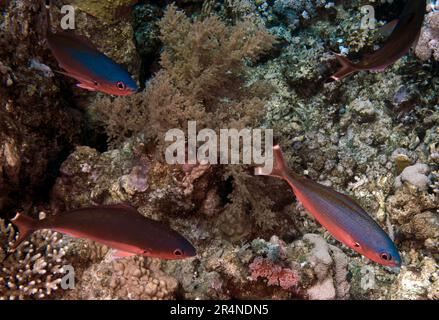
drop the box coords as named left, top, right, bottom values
left=10, top=213, right=38, bottom=251
left=331, top=54, right=358, bottom=81
left=255, top=145, right=289, bottom=180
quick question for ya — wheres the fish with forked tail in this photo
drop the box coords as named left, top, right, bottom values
left=6, top=204, right=196, bottom=260
left=331, top=0, right=427, bottom=81
left=44, top=1, right=138, bottom=95
left=255, top=145, right=401, bottom=267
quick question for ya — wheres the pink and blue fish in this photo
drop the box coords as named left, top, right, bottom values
left=256, top=145, right=402, bottom=267
left=45, top=2, right=138, bottom=95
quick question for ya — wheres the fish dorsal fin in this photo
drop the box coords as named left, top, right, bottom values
left=55, top=31, right=98, bottom=51
left=104, top=203, right=139, bottom=213
left=377, top=19, right=399, bottom=39
left=365, top=20, right=399, bottom=58
left=366, top=20, right=399, bottom=55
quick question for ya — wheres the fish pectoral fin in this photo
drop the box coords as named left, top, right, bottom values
left=111, top=250, right=137, bottom=259
left=54, top=69, right=78, bottom=80
left=77, top=82, right=97, bottom=91
left=55, top=70, right=95, bottom=85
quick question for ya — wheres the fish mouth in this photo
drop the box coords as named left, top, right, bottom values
left=183, top=243, right=197, bottom=258
left=388, top=266, right=401, bottom=274
left=115, top=88, right=137, bottom=96
left=386, top=261, right=401, bottom=268
left=185, top=245, right=197, bottom=258
left=127, top=87, right=139, bottom=95
left=380, top=257, right=402, bottom=268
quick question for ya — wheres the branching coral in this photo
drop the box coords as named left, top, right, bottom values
left=0, top=219, right=69, bottom=300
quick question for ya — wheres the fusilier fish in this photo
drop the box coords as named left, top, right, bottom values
left=331, top=0, right=426, bottom=81
left=45, top=1, right=138, bottom=95
left=256, top=145, right=401, bottom=267
left=8, top=204, right=196, bottom=260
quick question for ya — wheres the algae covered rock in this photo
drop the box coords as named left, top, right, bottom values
left=71, top=0, right=138, bottom=24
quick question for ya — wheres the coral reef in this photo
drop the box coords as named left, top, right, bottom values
left=1, top=0, right=438, bottom=301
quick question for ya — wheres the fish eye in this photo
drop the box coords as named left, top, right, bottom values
left=380, top=252, right=391, bottom=261
left=173, top=249, right=183, bottom=256
left=116, top=81, right=126, bottom=90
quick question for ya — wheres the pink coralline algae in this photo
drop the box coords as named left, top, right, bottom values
left=119, top=156, right=150, bottom=195
left=249, top=256, right=300, bottom=290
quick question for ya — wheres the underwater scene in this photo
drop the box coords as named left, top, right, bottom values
left=0, top=0, right=438, bottom=301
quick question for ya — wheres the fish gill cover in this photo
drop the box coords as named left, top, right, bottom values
left=0, top=0, right=438, bottom=301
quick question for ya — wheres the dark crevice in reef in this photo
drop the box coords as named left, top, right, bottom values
left=83, top=122, right=109, bottom=153
left=218, top=176, right=235, bottom=206
left=374, top=0, right=408, bottom=22
left=133, top=2, right=163, bottom=89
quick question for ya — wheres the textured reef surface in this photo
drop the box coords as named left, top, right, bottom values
left=0, top=0, right=438, bottom=300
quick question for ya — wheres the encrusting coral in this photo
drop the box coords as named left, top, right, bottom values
left=64, top=256, right=178, bottom=300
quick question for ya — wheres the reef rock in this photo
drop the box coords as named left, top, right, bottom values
left=394, top=163, right=431, bottom=191
left=65, top=256, right=178, bottom=299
